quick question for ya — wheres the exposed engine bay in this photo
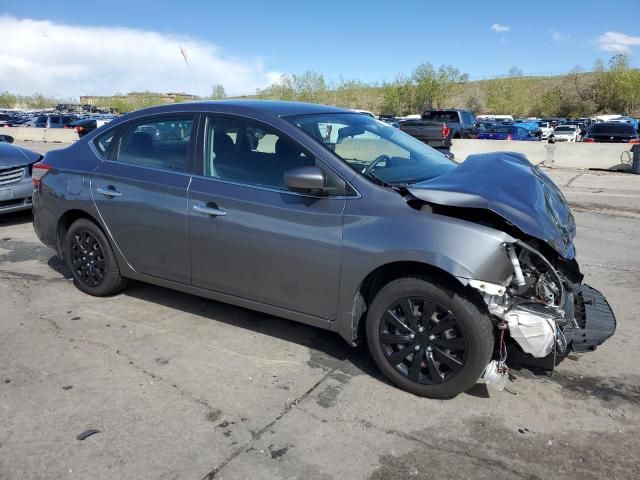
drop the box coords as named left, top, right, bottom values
left=472, top=239, right=616, bottom=390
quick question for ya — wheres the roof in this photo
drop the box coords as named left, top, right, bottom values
left=131, top=99, right=351, bottom=118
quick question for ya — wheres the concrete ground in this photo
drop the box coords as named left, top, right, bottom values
left=1, top=143, right=639, bottom=479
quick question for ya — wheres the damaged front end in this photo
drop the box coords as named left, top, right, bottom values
left=473, top=240, right=616, bottom=371
left=406, top=152, right=616, bottom=374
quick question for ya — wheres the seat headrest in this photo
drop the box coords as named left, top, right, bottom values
left=275, top=137, right=302, bottom=158
left=124, top=131, right=154, bottom=156
left=214, top=132, right=235, bottom=155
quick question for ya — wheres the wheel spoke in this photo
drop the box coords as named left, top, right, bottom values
left=408, top=348, right=423, bottom=381
left=433, top=337, right=466, bottom=351
left=425, top=351, right=444, bottom=383
left=399, top=298, right=419, bottom=330
left=433, top=348, right=464, bottom=372
left=380, top=332, right=413, bottom=345
left=387, top=345, right=415, bottom=366
left=383, top=310, right=413, bottom=333
left=428, top=312, right=456, bottom=335
left=420, top=302, right=436, bottom=325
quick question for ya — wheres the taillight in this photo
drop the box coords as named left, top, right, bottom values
left=627, top=138, right=640, bottom=144
left=582, top=137, right=595, bottom=143
left=75, top=126, right=84, bottom=133
left=32, top=162, right=52, bottom=188
left=441, top=125, right=450, bottom=139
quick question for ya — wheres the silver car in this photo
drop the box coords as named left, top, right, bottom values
left=0, top=137, right=41, bottom=214
left=31, top=101, right=616, bottom=398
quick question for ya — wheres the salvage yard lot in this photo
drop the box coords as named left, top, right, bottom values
left=1, top=150, right=639, bottom=478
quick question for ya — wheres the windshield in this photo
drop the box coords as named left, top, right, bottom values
left=590, top=123, right=635, bottom=134
left=554, top=126, right=575, bottom=133
left=421, top=111, right=460, bottom=122
left=487, top=126, right=513, bottom=134
left=286, top=113, right=457, bottom=185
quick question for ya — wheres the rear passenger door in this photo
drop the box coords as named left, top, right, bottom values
left=188, top=115, right=346, bottom=319
left=91, top=114, right=195, bottom=284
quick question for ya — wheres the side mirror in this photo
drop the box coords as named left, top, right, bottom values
left=284, top=166, right=327, bottom=194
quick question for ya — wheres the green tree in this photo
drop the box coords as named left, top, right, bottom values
left=210, top=84, right=226, bottom=99
left=0, top=91, right=17, bottom=108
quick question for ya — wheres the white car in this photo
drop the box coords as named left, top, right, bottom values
left=550, top=125, right=579, bottom=143
left=536, top=121, right=553, bottom=140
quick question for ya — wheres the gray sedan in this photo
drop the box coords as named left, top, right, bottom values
left=0, top=138, right=41, bottom=214
left=31, top=100, right=615, bottom=398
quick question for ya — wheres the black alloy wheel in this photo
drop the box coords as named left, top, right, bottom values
left=64, top=218, right=128, bottom=296
left=69, top=229, right=106, bottom=287
left=380, top=297, right=468, bottom=385
left=366, top=277, right=494, bottom=398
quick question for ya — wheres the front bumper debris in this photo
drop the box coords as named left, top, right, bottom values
left=507, top=284, right=616, bottom=370
left=564, top=284, right=616, bottom=352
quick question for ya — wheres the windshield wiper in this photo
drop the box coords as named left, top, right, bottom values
left=360, top=169, right=408, bottom=195
left=359, top=168, right=388, bottom=187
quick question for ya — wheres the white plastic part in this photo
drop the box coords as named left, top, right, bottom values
left=484, top=360, right=509, bottom=393
left=506, top=310, right=555, bottom=357
left=469, top=279, right=506, bottom=296
left=506, top=246, right=526, bottom=286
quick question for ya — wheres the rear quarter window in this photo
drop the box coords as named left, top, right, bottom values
left=93, top=130, right=117, bottom=158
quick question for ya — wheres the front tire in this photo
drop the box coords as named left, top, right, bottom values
left=64, top=218, right=128, bottom=296
left=366, top=276, right=494, bottom=398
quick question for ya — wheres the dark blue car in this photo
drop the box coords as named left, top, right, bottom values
left=477, top=125, right=539, bottom=141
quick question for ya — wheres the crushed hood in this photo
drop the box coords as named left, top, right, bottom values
left=408, top=152, right=576, bottom=259
left=0, top=143, right=41, bottom=169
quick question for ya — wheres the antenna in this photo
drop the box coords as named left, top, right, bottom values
left=179, top=46, right=198, bottom=93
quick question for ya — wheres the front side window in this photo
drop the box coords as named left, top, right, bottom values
left=287, top=113, right=456, bottom=185
left=116, top=116, right=193, bottom=172
left=203, top=116, right=346, bottom=194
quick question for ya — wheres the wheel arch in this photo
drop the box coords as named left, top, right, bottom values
left=56, top=209, right=104, bottom=259
left=337, top=260, right=473, bottom=345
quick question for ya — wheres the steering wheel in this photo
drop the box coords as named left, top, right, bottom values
left=363, top=154, right=391, bottom=175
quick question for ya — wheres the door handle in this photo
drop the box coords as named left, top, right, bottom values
left=193, top=204, right=227, bottom=217
left=96, top=187, right=122, bottom=197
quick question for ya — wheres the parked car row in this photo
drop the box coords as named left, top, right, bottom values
left=390, top=108, right=640, bottom=152
left=0, top=109, right=118, bottom=132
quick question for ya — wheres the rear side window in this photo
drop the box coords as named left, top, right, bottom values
left=94, top=130, right=117, bottom=157
left=116, top=116, right=193, bottom=172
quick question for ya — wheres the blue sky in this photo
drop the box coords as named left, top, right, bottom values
left=1, top=0, right=639, bottom=97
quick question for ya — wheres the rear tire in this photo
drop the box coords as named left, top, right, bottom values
left=64, top=218, right=128, bottom=296
left=366, top=276, right=494, bottom=398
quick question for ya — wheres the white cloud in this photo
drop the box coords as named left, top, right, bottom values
left=491, top=23, right=511, bottom=33
left=0, top=15, right=281, bottom=98
left=597, top=31, right=640, bottom=53
left=551, top=30, right=570, bottom=42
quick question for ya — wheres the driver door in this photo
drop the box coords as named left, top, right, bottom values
left=188, top=115, right=348, bottom=319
